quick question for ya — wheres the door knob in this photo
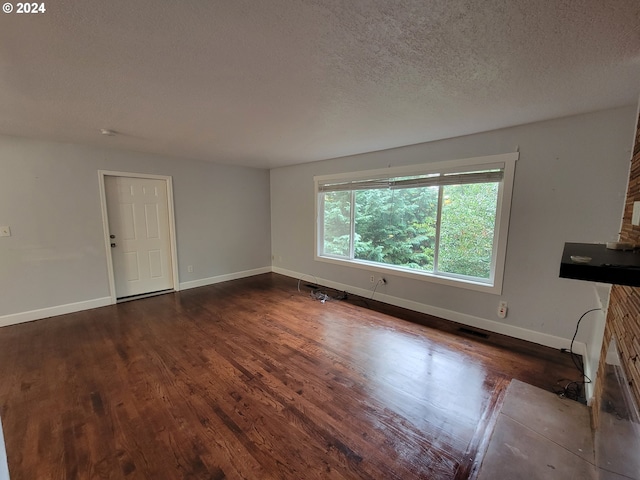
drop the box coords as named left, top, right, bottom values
left=111, top=243, right=117, bottom=248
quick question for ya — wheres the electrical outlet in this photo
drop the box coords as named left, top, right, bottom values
left=369, top=275, right=375, bottom=283
left=378, top=277, right=387, bottom=285
left=0, top=226, right=10, bottom=237
left=498, top=301, right=508, bottom=319
left=187, top=265, right=193, bottom=273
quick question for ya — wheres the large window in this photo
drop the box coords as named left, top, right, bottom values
left=315, top=153, right=517, bottom=293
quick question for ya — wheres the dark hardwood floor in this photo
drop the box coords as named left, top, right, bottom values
left=0, top=273, right=581, bottom=479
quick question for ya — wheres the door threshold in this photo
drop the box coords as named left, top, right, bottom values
left=117, top=289, right=174, bottom=303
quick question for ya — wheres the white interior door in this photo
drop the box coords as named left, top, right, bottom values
left=105, top=176, right=174, bottom=298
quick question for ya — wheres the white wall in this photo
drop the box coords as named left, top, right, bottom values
left=270, top=106, right=637, bottom=348
left=0, top=107, right=635, bottom=364
left=0, top=135, right=271, bottom=320
left=0, top=417, right=7, bottom=480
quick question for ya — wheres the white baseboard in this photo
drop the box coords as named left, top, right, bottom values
left=0, top=297, right=113, bottom=328
left=273, top=266, right=586, bottom=356
left=179, top=266, right=272, bottom=291
left=0, top=267, right=274, bottom=328
left=2, top=266, right=588, bottom=397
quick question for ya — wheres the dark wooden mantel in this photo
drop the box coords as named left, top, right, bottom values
left=559, top=242, right=640, bottom=287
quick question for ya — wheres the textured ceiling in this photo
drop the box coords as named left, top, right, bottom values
left=0, top=0, right=639, bottom=168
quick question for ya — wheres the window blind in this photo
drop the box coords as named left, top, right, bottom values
left=318, top=169, right=504, bottom=193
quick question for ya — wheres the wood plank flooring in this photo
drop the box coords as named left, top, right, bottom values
left=0, top=273, right=581, bottom=479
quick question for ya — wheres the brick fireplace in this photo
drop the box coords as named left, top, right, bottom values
left=592, top=110, right=640, bottom=477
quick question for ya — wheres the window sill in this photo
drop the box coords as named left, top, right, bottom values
left=315, top=255, right=502, bottom=294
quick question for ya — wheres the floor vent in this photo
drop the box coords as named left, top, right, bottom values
left=458, top=327, right=489, bottom=339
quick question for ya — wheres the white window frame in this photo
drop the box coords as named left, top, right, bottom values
left=314, top=152, right=518, bottom=294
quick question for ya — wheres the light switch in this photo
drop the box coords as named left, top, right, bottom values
left=633, top=202, right=640, bottom=226
left=0, top=226, right=10, bottom=237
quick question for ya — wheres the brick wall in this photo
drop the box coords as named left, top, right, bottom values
left=593, top=112, right=640, bottom=424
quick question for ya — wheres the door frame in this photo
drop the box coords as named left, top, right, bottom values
left=98, top=170, right=180, bottom=304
